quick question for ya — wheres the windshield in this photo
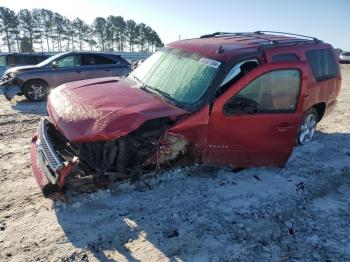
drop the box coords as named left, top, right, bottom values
left=37, top=53, right=65, bottom=66
left=128, top=48, right=221, bottom=105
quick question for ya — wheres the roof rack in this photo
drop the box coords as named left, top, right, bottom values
left=200, top=32, right=254, bottom=38
left=254, top=31, right=322, bottom=43
left=199, top=31, right=323, bottom=51
left=200, top=31, right=322, bottom=43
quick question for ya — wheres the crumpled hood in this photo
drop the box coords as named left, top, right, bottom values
left=48, top=77, right=187, bottom=142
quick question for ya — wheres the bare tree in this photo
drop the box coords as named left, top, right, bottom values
left=0, top=7, right=17, bottom=52
left=0, top=6, right=163, bottom=53
left=18, top=9, right=38, bottom=51
left=125, top=19, right=138, bottom=51
left=72, top=18, right=89, bottom=50
left=39, top=9, right=54, bottom=51
left=93, top=17, right=107, bottom=51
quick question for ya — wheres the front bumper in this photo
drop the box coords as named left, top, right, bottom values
left=31, top=118, right=77, bottom=196
left=0, top=78, right=21, bottom=100
left=31, top=135, right=60, bottom=195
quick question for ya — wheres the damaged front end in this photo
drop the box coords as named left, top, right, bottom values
left=31, top=117, right=191, bottom=195
left=0, top=73, right=22, bottom=100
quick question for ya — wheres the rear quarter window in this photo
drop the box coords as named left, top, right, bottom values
left=81, top=54, right=117, bottom=65
left=305, top=49, right=339, bottom=81
left=272, top=53, right=299, bottom=62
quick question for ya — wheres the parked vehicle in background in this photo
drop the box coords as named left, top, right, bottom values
left=0, top=51, right=132, bottom=102
left=30, top=31, right=341, bottom=195
left=340, top=52, right=350, bottom=63
left=0, top=53, right=50, bottom=77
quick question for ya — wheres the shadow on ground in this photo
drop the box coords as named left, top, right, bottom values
left=11, top=98, right=47, bottom=116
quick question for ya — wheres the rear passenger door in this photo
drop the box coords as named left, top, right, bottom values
left=80, top=54, right=127, bottom=79
left=205, top=62, right=309, bottom=167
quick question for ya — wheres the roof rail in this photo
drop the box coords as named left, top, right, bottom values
left=254, top=31, right=322, bottom=43
left=200, top=32, right=254, bottom=38
left=258, top=39, right=321, bottom=51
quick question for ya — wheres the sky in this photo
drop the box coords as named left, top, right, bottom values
left=1, top=0, right=350, bottom=50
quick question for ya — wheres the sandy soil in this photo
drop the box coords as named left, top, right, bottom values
left=0, top=65, right=350, bottom=262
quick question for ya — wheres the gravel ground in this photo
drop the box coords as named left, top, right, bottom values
left=0, top=64, right=349, bottom=262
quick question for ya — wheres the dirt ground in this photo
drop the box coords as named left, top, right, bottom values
left=0, top=65, right=350, bottom=262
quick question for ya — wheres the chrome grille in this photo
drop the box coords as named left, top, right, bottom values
left=37, top=118, right=64, bottom=173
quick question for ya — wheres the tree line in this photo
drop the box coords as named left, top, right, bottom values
left=0, top=6, right=164, bottom=53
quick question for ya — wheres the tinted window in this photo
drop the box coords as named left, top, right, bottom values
left=0, top=56, right=6, bottom=66
left=305, top=49, right=339, bottom=81
left=216, top=60, right=259, bottom=97
left=57, top=55, right=81, bottom=67
left=36, top=56, right=48, bottom=63
left=81, top=54, right=116, bottom=65
left=224, top=70, right=301, bottom=114
left=272, top=53, right=299, bottom=62
left=7, top=56, right=15, bottom=66
left=115, top=56, right=130, bottom=65
left=15, top=55, right=39, bottom=65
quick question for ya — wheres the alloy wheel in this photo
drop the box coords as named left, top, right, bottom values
left=27, top=84, right=46, bottom=101
left=298, top=113, right=317, bottom=145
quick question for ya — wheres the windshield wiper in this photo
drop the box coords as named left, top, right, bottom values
left=130, top=74, right=143, bottom=85
left=149, top=87, right=173, bottom=100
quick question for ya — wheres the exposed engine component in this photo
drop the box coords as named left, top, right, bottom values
left=46, top=118, right=191, bottom=192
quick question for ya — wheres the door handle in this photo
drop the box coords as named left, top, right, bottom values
left=275, top=123, right=294, bottom=132
left=76, top=69, right=81, bottom=73
left=105, top=69, right=111, bottom=72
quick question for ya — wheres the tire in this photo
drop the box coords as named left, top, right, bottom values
left=297, top=107, right=318, bottom=145
left=23, top=80, right=49, bottom=102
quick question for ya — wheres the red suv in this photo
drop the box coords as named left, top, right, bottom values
left=30, top=31, right=341, bottom=195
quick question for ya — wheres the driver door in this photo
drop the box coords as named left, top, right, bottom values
left=50, top=55, right=84, bottom=87
left=205, top=62, right=309, bottom=167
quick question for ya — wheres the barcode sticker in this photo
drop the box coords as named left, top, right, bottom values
left=198, top=58, right=221, bottom=68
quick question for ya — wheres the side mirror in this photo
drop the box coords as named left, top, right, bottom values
left=224, top=97, right=259, bottom=115
left=51, top=61, right=58, bottom=69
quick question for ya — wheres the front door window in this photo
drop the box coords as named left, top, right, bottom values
left=57, top=55, right=81, bottom=68
left=224, top=70, right=301, bottom=115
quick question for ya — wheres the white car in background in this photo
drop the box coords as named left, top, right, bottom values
left=340, top=52, right=350, bottom=63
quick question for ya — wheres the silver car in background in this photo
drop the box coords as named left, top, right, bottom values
left=340, top=52, right=350, bottom=63
left=0, top=51, right=132, bottom=102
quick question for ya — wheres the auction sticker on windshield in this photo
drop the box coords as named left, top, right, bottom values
left=198, top=58, right=221, bottom=68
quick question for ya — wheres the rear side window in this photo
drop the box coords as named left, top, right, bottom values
left=81, top=54, right=117, bottom=65
left=272, top=53, right=299, bottom=62
left=305, top=49, right=339, bottom=81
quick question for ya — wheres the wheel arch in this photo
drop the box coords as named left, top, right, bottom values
left=21, top=78, right=50, bottom=91
left=311, top=102, right=326, bottom=122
